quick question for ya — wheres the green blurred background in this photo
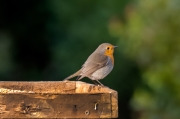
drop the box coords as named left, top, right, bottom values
left=0, top=0, right=180, bottom=119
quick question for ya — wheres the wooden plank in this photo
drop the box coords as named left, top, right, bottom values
left=0, top=81, right=118, bottom=118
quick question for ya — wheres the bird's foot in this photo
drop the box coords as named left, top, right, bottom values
left=63, top=79, right=69, bottom=82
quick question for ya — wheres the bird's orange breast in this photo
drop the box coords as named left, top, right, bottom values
left=104, top=46, right=115, bottom=65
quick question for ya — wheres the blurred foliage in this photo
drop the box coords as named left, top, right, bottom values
left=109, top=0, right=180, bottom=118
left=0, top=0, right=179, bottom=119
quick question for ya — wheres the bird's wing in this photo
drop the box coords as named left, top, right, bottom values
left=79, top=52, right=110, bottom=78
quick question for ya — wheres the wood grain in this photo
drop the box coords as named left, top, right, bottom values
left=0, top=81, right=118, bottom=118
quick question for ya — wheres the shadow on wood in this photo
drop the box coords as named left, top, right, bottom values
left=0, top=81, right=118, bottom=118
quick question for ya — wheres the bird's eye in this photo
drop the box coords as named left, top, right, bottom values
left=106, top=47, right=110, bottom=50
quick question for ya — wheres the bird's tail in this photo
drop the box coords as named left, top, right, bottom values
left=63, top=69, right=81, bottom=81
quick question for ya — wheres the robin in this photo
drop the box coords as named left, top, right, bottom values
left=63, top=43, right=117, bottom=86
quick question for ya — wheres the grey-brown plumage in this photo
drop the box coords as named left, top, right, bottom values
left=63, top=43, right=117, bottom=86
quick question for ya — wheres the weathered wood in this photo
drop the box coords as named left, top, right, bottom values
left=0, top=81, right=118, bottom=118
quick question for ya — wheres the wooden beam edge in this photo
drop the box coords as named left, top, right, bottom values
left=0, top=81, right=117, bottom=94
left=111, top=91, right=118, bottom=118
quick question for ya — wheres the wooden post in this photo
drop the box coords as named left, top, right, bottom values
left=0, top=81, right=118, bottom=118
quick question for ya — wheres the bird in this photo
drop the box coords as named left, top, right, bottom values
left=63, top=43, right=117, bottom=86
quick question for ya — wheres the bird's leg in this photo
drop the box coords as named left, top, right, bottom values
left=91, top=80, right=99, bottom=85
left=95, top=80, right=104, bottom=86
left=76, top=76, right=81, bottom=80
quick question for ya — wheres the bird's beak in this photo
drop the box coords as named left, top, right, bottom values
left=114, top=46, right=118, bottom=48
